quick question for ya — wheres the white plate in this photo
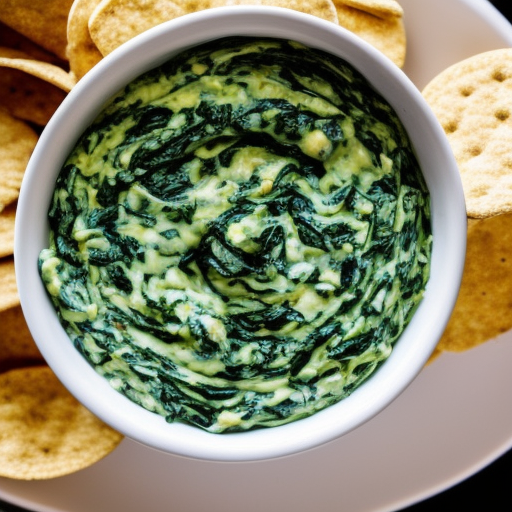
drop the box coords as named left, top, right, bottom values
left=2, top=0, right=512, bottom=510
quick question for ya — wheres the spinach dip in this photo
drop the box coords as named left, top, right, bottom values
left=39, top=37, right=432, bottom=433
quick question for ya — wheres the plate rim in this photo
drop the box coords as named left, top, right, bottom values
left=2, top=0, right=512, bottom=510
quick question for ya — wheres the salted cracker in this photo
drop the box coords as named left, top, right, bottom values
left=423, top=48, right=512, bottom=219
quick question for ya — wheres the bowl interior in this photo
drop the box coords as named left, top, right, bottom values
left=14, top=6, right=466, bottom=462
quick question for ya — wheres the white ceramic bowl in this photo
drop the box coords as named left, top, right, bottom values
left=14, top=6, right=466, bottom=462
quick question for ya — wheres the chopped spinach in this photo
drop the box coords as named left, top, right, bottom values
left=39, top=37, right=432, bottom=433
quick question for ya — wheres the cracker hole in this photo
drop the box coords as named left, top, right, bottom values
left=460, top=86, right=474, bottom=97
left=495, top=109, right=510, bottom=121
left=492, top=69, right=507, bottom=82
left=474, top=187, right=489, bottom=198
left=469, top=145, right=483, bottom=157
left=444, top=121, right=458, bottom=134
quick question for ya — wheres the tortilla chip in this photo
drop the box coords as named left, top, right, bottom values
left=0, top=0, right=75, bottom=61
left=89, top=0, right=339, bottom=56
left=0, top=366, right=123, bottom=480
left=431, top=213, right=512, bottom=361
left=0, top=47, right=69, bottom=125
left=0, top=47, right=75, bottom=92
left=337, top=0, right=403, bottom=19
left=333, top=3, right=406, bottom=67
left=0, top=305, right=45, bottom=372
left=0, top=22, right=67, bottom=67
left=217, top=0, right=338, bottom=23
left=0, top=257, right=19, bottom=311
left=0, top=202, right=16, bottom=258
left=0, top=110, right=38, bottom=210
left=67, top=0, right=104, bottom=81
left=88, top=0, right=186, bottom=56
left=422, top=48, right=512, bottom=219
left=0, top=68, right=66, bottom=126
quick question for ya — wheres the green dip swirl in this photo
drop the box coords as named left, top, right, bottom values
left=39, top=37, right=432, bottom=433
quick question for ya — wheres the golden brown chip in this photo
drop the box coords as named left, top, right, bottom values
left=0, top=202, right=16, bottom=258
left=422, top=49, right=512, bottom=219
left=0, top=0, right=75, bottom=61
left=333, top=3, right=406, bottom=67
left=0, top=305, right=45, bottom=372
left=0, top=22, right=68, bottom=67
left=0, top=68, right=66, bottom=126
left=0, top=47, right=75, bottom=92
left=0, top=257, right=19, bottom=311
left=430, top=213, right=512, bottom=361
left=337, top=0, right=403, bottom=19
left=88, top=0, right=186, bottom=56
left=214, top=0, right=339, bottom=23
left=0, top=110, right=38, bottom=211
left=88, top=0, right=339, bottom=56
left=67, top=0, right=104, bottom=81
left=0, top=366, right=124, bottom=480
left=0, top=47, right=69, bottom=125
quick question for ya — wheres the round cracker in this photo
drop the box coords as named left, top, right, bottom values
left=422, top=48, right=512, bottom=219
left=430, top=212, right=512, bottom=361
left=0, top=109, right=38, bottom=209
left=0, top=201, right=16, bottom=258
left=67, top=0, right=104, bottom=81
left=333, top=2, right=406, bottom=68
left=0, top=257, right=19, bottom=311
left=0, top=366, right=123, bottom=480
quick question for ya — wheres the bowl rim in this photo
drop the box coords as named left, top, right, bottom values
left=14, top=6, right=467, bottom=462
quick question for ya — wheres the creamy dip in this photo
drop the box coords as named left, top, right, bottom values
left=39, top=37, right=432, bottom=433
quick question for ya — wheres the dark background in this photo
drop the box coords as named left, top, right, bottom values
left=0, top=1, right=511, bottom=512
left=400, top=0, right=512, bottom=507
left=397, top=449, right=511, bottom=511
